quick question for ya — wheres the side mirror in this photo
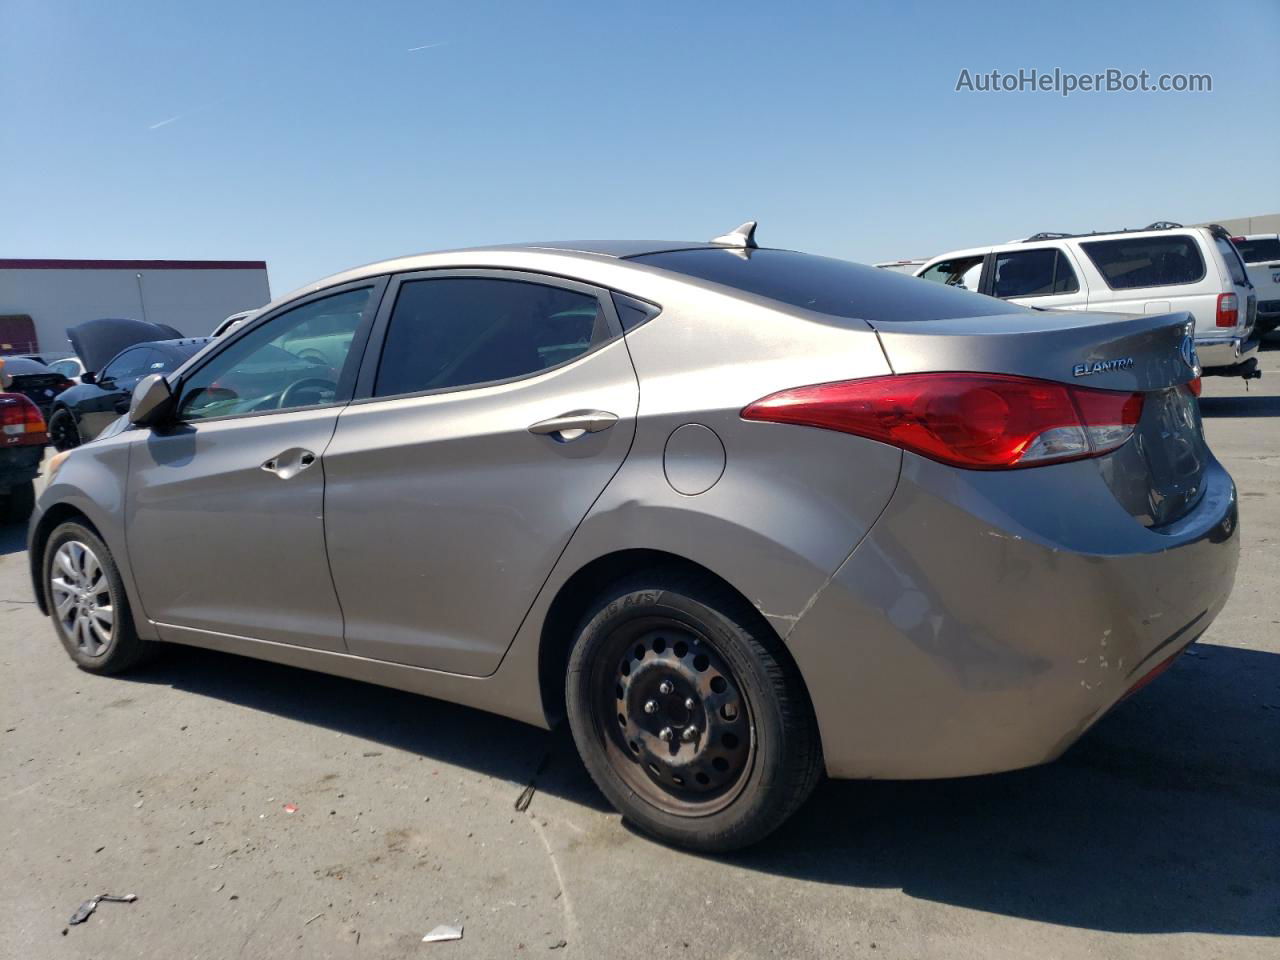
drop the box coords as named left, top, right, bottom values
left=129, top=374, right=175, bottom=427
left=81, top=371, right=98, bottom=384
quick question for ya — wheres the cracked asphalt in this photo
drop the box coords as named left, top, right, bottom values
left=2, top=345, right=1278, bottom=959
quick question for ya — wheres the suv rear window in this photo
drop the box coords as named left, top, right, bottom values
left=1214, top=236, right=1249, bottom=286
left=1232, top=237, right=1280, bottom=264
left=627, top=248, right=1027, bottom=324
left=1080, top=235, right=1206, bottom=289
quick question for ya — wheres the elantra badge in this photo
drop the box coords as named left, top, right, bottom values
left=1073, top=357, right=1134, bottom=377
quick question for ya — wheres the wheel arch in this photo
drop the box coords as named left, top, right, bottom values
left=28, top=503, right=102, bottom=615
left=535, top=548, right=820, bottom=746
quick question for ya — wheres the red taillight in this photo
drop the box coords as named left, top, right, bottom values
left=1216, top=292, right=1239, bottom=327
left=1187, top=377, right=1202, bottom=397
left=0, top=393, right=48, bottom=445
left=742, top=373, right=1145, bottom=470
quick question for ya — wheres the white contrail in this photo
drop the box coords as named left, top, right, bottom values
left=407, top=41, right=447, bottom=52
left=148, top=116, right=181, bottom=130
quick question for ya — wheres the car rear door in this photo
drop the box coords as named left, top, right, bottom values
left=322, top=270, right=639, bottom=677
left=126, top=281, right=384, bottom=651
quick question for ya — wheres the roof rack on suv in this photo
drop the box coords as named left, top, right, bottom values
left=1021, top=221, right=1187, bottom=242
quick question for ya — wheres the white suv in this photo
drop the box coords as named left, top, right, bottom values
left=915, top=222, right=1259, bottom=376
left=1231, top=234, right=1280, bottom=336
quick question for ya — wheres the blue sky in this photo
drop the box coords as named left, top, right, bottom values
left=3, top=0, right=1277, bottom=296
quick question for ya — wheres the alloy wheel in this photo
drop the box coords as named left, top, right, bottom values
left=49, top=540, right=115, bottom=656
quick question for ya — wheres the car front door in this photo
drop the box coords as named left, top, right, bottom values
left=322, top=271, right=639, bottom=677
left=126, top=280, right=384, bottom=650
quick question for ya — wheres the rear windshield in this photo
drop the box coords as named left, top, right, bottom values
left=1233, top=237, right=1280, bottom=263
left=1080, top=235, right=1206, bottom=289
left=1214, top=237, right=1249, bottom=286
left=627, top=248, right=1027, bottom=324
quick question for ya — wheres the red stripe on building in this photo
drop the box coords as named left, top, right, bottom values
left=0, top=259, right=267, bottom=271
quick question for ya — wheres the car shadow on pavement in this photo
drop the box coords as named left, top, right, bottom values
left=1200, top=395, right=1280, bottom=418
left=0, top=521, right=27, bottom=556
left=122, top=638, right=1280, bottom=937
left=745, top=642, right=1280, bottom=938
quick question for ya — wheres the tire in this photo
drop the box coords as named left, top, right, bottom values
left=565, top=571, right=823, bottom=852
left=2, top=480, right=36, bottom=524
left=48, top=408, right=81, bottom=452
left=43, top=521, right=152, bottom=674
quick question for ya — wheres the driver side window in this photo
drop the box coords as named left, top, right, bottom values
left=177, top=287, right=371, bottom=421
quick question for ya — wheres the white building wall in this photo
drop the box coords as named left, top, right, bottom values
left=0, top=261, right=271, bottom=357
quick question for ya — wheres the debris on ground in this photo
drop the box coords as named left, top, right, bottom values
left=283, top=803, right=298, bottom=814
left=421, top=924, right=464, bottom=943
left=68, top=893, right=137, bottom=926
left=304, top=912, right=324, bottom=925
left=361, top=751, right=383, bottom=758
left=549, top=939, right=568, bottom=950
left=515, top=753, right=552, bottom=812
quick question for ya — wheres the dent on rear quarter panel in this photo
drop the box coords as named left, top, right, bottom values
left=489, top=278, right=903, bottom=735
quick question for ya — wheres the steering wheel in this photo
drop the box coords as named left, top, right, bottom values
left=278, top=377, right=338, bottom=409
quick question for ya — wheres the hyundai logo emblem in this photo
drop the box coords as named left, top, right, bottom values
left=1179, top=336, right=1200, bottom=374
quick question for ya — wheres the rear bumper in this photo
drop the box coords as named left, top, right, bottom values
left=787, top=452, right=1239, bottom=780
left=0, top=446, right=43, bottom=493
left=1197, top=334, right=1258, bottom=370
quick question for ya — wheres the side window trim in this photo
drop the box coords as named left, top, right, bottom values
left=351, top=268, right=624, bottom=403
left=168, top=276, right=388, bottom=426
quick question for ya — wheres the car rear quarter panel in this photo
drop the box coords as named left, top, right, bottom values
left=489, top=274, right=905, bottom=728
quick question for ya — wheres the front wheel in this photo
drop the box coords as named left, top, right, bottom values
left=43, top=521, right=152, bottom=673
left=566, top=572, right=822, bottom=852
left=47, top=408, right=81, bottom=452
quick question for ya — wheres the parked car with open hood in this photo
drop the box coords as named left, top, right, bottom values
left=47, top=336, right=211, bottom=450
left=915, top=222, right=1259, bottom=378
left=29, top=222, right=1239, bottom=851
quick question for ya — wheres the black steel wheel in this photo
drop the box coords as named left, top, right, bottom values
left=566, top=571, right=822, bottom=852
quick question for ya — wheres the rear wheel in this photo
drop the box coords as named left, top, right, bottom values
left=566, top=572, right=822, bottom=852
left=43, top=521, right=152, bottom=673
left=48, top=408, right=81, bottom=452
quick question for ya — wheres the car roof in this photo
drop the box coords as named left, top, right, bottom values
left=923, top=226, right=1215, bottom=266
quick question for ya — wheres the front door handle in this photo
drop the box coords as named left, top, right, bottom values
left=528, top=409, right=618, bottom=442
left=261, top=448, right=317, bottom=480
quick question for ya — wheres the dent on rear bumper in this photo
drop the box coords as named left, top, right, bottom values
left=788, top=453, right=1239, bottom=780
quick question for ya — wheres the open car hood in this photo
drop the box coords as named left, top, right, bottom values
left=67, top=318, right=185, bottom=374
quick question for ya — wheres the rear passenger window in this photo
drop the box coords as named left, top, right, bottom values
left=374, top=278, right=610, bottom=397
left=1081, top=235, right=1206, bottom=289
left=1214, top=237, right=1248, bottom=286
left=991, top=248, right=1079, bottom=298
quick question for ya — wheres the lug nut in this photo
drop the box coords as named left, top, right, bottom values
left=659, top=726, right=674, bottom=742
left=658, top=680, right=674, bottom=695
left=681, top=725, right=697, bottom=742
left=643, top=699, right=658, bottom=715
left=684, top=697, right=696, bottom=711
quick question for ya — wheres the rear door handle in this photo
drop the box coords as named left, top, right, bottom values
left=528, top=409, right=618, bottom=442
left=261, top=448, right=317, bottom=479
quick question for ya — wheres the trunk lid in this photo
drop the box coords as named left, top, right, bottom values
left=871, top=309, right=1208, bottom=527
